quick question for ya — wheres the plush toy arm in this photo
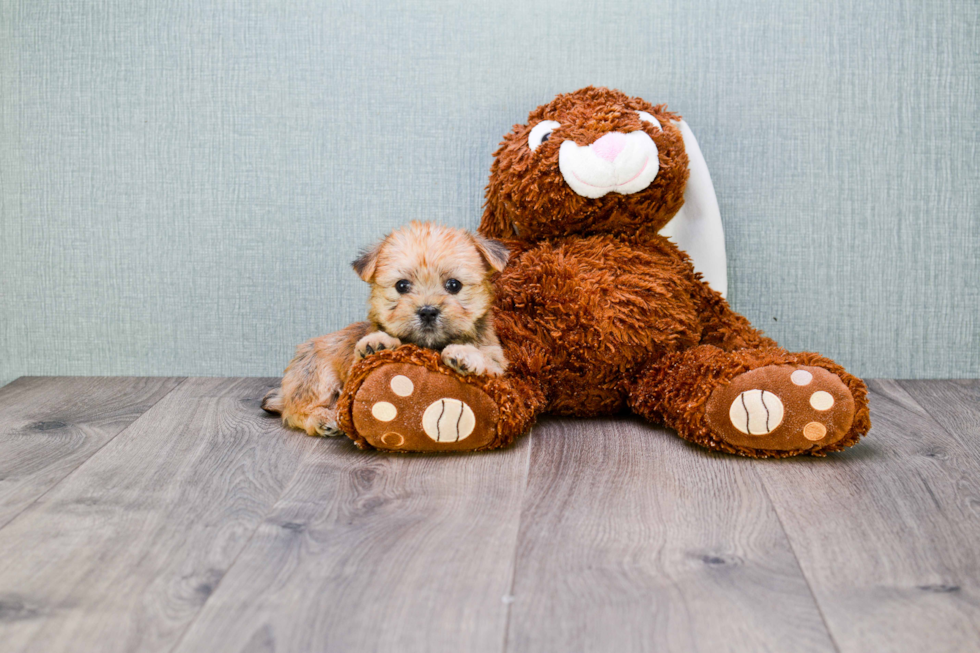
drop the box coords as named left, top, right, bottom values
left=659, top=120, right=728, bottom=298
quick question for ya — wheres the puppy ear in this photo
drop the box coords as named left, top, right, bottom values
left=351, top=241, right=383, bottom=282
left=471, top=234, right=510, bottom=273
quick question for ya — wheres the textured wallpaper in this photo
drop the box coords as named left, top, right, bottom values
left=1, top=0, right=978, bottom=386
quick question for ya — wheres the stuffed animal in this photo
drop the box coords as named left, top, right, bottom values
left=335, top=87, right=871, bottom=457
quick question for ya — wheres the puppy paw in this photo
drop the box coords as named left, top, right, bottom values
left=442, top=344, right=495, bottom=376
left=355, top=332, right=402, bottom=360
left=283, top=406, right=344, bottom=438
left=315, top=421, right=345, bottom=437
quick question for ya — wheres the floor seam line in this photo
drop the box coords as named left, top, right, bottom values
left=758, top=474, right=843, bottom=653
left=894, top=380, right=980, bottom=467
left=0, top=376, right=190, bottom=535
left=501, top=428, right=534, bottom=653
left=165, top=434, right=321, bottom=653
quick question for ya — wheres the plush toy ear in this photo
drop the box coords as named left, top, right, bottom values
left=471, top=234, right=510, bottom=273
left=659, top=119, right=728, bottom=298
left=351, top=241, right=383, bottom=282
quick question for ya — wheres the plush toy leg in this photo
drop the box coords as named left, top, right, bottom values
left=628, top=345, right=871, bottom=458
left=336, top=346, right=544, bottom=453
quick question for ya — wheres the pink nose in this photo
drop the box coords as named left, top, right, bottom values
left=591, top=132, right=627, bottom=162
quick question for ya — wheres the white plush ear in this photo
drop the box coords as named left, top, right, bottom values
left=659, top=120, right=728, bottom=298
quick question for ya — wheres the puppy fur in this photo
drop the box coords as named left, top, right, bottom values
left=262, top=221, right=510, bottom=436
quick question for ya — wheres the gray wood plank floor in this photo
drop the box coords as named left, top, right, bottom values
left=0, top=377, right=978, bottom=653
left=0, top=377, right=183, bottom=528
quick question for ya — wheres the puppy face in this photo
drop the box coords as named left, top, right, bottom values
left=352, top=222, right=509, bottom=349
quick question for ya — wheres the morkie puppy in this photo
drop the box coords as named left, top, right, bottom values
left=262, top=221, right=510, bottom=436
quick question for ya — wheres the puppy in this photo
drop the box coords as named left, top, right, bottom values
left=262, top=221, right=510, bottom=436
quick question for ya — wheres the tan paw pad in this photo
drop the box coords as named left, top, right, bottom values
left=729, top=389, right=784, bottom=435
left=791, top=370, right=813, bottom=386
left=422, top=398, right=476, bottom=442
left=390, top=375, right=414, bottom=397
left=381, top=432, right=405, bottom=447
left=809, top=391, right=834, bottom=411
left=371, top=401, right=397, bottom=422
left=803, top=422, right=827, bottom=441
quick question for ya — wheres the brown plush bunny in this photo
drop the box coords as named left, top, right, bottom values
left=335, top=87, right=871, bottom=458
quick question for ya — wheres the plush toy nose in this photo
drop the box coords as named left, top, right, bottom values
left=590, top=132, right=628, bottom=162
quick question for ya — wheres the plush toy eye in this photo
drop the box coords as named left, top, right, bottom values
left=637, top=111, right=663, bottom=132
left=444, top=278, right=462, bottom=294
left=528, top=120, right=561, bottom=151
left=395, top=279, right=412, bottom=294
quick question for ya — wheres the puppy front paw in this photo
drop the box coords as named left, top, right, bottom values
left=355, top=332, right=402, bottom=360
left=442, top=344, right=499, bottom=376
left=315, top=421, right=345, bottom=437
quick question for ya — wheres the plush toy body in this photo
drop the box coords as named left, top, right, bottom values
left=336, top=87, right=870, bottom=458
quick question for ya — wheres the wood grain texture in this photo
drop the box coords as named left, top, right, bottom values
left=505, top=417, right=835, bottom=653
left=0, top=377, right=314, bottom=653
left=899, top=380, right=980, bottom=460
left=170, top=433, right=532, bottom=653
left=756, top=380, right=980, bottom=652
left=3, top=378, right=980, bottom=653
left=0, top=376, right=183, bottom=527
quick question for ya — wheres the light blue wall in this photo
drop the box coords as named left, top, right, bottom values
left=1, top=0, right=978, bottom=386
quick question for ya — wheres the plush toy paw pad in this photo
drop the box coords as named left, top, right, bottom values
left=370, top=401, right=398, bottom=422
left=349, top=363, right=500, bottom=452
left=728, top=389, right=784, bottom=435
left=803, top=421, right=827, bottom=441
left=706, top=365, right=855, bottom=452
left=422, top=399, right=476, bottom=442
left=809, top=391, right=835, bottom=411
left=390, top=374, right=414, bottom=396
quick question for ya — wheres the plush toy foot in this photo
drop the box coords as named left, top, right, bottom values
left=705, top=365, right=856, bottom=452
left=336, top=346, right=543, bottom=453
left=346, top=362, right=501, bottom=452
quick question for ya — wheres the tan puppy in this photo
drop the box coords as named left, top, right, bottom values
left=262, top=222, right=510, bottom=436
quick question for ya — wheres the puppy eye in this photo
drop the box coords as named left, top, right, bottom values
left=637, top=111, right=663, bottom=132
left=528, top=120, right=561, bottom=152
left=444, top=278, right=462, bottom=294
left=395, top=279, right=412, bottom=294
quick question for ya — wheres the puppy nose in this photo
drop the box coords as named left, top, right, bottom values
left=591, top=132, right=627, bottom=162
left=417, top=305, right=440, bottom=324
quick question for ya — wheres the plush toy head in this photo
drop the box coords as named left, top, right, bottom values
left=480, top=86, right=690, bottom=241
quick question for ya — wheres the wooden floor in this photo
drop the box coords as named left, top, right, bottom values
left=0, top=378, right=978, bottom=652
